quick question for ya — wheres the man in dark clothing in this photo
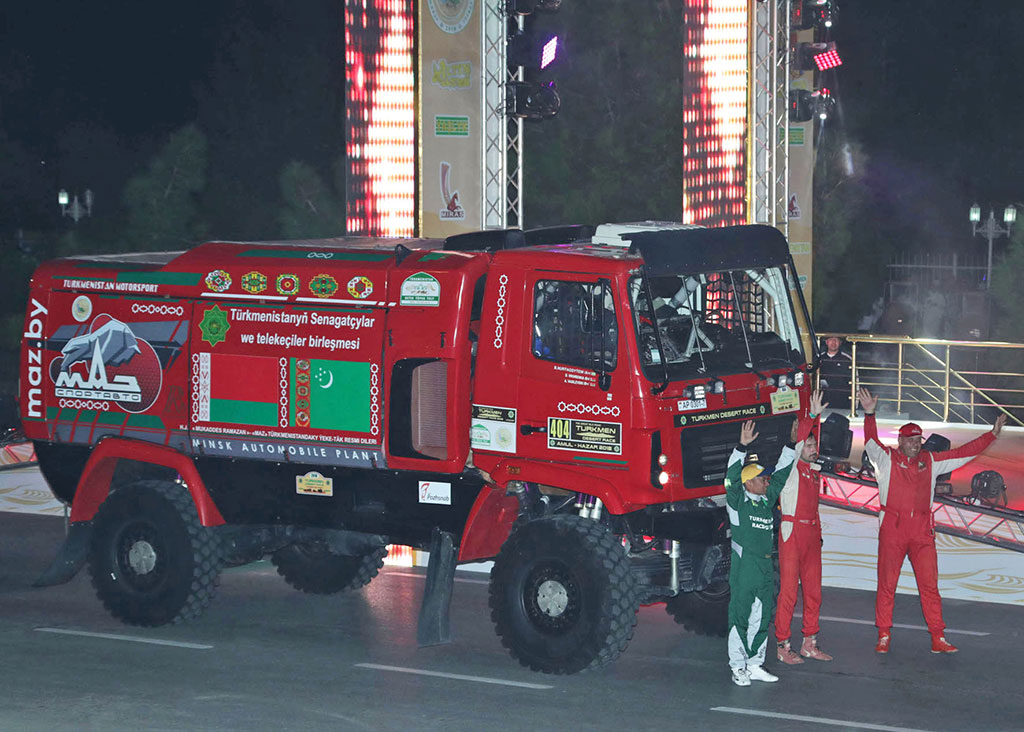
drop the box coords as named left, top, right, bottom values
left=819, top=336, right=853, bottom=409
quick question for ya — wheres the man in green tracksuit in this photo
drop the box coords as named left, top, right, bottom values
left=726, top=419, right=796, bottom=686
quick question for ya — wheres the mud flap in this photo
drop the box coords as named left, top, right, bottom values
left=416, top=528, right=457, bottom=647
left=33, top=521, right=92, bottom=587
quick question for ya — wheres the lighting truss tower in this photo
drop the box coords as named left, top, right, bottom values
left=483, top=4, right=523, bottom=229
left=749, top=0, right=790, bottom=234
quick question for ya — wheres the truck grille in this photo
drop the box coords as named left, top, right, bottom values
left=680, top=414, right=795, bottom=489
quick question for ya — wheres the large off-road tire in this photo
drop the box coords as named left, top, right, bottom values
left=665, top=580, right=730, bottom=637
left=271, top=543, right=387, bottom=594
left=489, top=515, right=638, bottom=674
left=88, top=480, right=222, bottom=626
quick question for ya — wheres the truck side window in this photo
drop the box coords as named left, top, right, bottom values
left=532, top=280, right=617, bottom=371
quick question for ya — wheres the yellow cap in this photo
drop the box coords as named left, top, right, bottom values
left=741, top=463, right=766, bottom=484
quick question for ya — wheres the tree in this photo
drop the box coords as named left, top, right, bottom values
left=196, top=0, right=345, bottom=240
left=990, top=225, right=1024, bottom=343
left=277, top=159, right=345, bottom=239
left=811, top=137, right=891, bottom=331
left=523, top=2, right=685, bottom=226
left=121, top=125, right=207, bottom=251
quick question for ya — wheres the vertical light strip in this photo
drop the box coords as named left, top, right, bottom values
left=346, top=1, right=417, bottom=237
left=682, top=0, right=749, bottom=227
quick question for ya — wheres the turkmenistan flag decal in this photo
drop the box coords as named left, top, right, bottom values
left=204, top=353, right=280, bottom=427
left=289, top=358, right=371, bottom=432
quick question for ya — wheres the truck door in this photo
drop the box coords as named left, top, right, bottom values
left=515, top=274, right=629, bottom=469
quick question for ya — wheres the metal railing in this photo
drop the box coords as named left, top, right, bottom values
left=820, top=472, right=1024, bottom=554
left=817, top=334, right=1024, bottom=426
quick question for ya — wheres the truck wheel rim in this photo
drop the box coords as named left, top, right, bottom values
left=115, top=521, right=165, bottom=590
left=524, top=562, right=579, bottom=632
left=127, top=540, right=158, bottom=575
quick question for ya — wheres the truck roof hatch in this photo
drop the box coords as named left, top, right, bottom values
left=591, top=221, right=702, bottom=247
left=625, top=224, right=790, bottom=276
left=443, top=229, right=527, bottom=252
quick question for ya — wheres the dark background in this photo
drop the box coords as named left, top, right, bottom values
left=3, top=0, right=1024, bottom=425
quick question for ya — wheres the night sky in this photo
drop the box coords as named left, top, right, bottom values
left=3, top=2, right=1023, bottom=237
left=4, top=2, right=215, bottom=146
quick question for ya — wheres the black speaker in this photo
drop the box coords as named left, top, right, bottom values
left=819, top=413, right=852, bottom=460
left=922, top=434, right=951, bottom=453
left=922, top=433, right=952, bottom=481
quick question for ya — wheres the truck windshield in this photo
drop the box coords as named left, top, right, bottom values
left=630, top=267, right=805, bottom=381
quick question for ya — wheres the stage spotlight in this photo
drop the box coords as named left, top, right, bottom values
left=813, top=47, right=842, bottom=70
left=508, top=0, right=561, bottom=14
left=796, top=42, right=843, bottom=72
left=971, top=470, right=1007, bottom=507
left=508, top=80, right=560, bottom=119
left=508, top=30, right=559, bottom=69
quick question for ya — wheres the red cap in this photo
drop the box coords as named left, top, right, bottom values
left=899, top=423, right=923, bottom=438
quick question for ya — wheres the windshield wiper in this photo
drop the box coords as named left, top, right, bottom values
left=726, top=271, right=755, bottom=369
left=640, top=272, right=671, bottom=394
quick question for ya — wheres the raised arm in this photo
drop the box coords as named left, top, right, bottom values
left=931, top=414, right=1006, bottom=475
left=726, top=420, right=758, bottom=507
left=794, top=389, right=826, bottom=445
left=857, top=387, right=887, bottom=468
left=766, top=460, right=795, bottom=504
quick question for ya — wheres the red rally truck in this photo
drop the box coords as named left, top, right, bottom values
left=19, top=222, right=815, bottom=674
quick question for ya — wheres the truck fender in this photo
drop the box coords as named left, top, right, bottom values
left=69, top=438, right=225, bottom=527
left=457, top=483, right=520, bottom=563
left=35, top=439, right=225, bottom=587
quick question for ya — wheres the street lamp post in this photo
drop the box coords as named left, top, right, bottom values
left=969, top=203, right=1016, bottom=289
left=58, top=189, right=94, bottom=223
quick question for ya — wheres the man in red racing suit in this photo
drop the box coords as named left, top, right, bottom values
left=775, top=390, right=832, bottom=665
left=858, top=388, right=1007, bottom=654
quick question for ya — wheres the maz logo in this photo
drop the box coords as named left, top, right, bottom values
left=50, top=315, right=162, bottom=413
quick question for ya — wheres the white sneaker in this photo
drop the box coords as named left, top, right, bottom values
left=746, top=664, right=779, bottom=683
left=731, top=668, right=751, bottom=687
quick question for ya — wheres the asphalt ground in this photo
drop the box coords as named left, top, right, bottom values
left=1, top=511, right=1021, bottom=732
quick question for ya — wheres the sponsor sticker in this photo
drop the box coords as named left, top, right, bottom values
left=547, top=417, right=622, bottom=455
left=419, top=480, right=452, bottom=505
left=71, top=295, right=92, bottom=323
left=241, top=271, right=268, bottom=294
left=23, top=298, right=48, bottom=419
left=674, top=404, right=769, bottom=427
left=770, top=387, right=801, bottom=414
left=431, top=60, right=472, bottom=90
left=276, top=273, right=300, bottom=296
left=205, top=270, right=232, bottom=293
left=470, top=404, right=516, bottom=453
left=50, top=314, right=163, bottom=413
left=788, top=194, right=802, bottom=220
left=309, top=274, right=339, bottom=298
left=426, top=0, right=474, bottom=34
left=400, top=272, right=440, bottom=306
left=435, top=115, right=470, bottom=137
left=439, top=161, right=466, bottom=221
left=347, top=276, right=373, bottom=299
left=296, top=470, right=333, bottom=497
